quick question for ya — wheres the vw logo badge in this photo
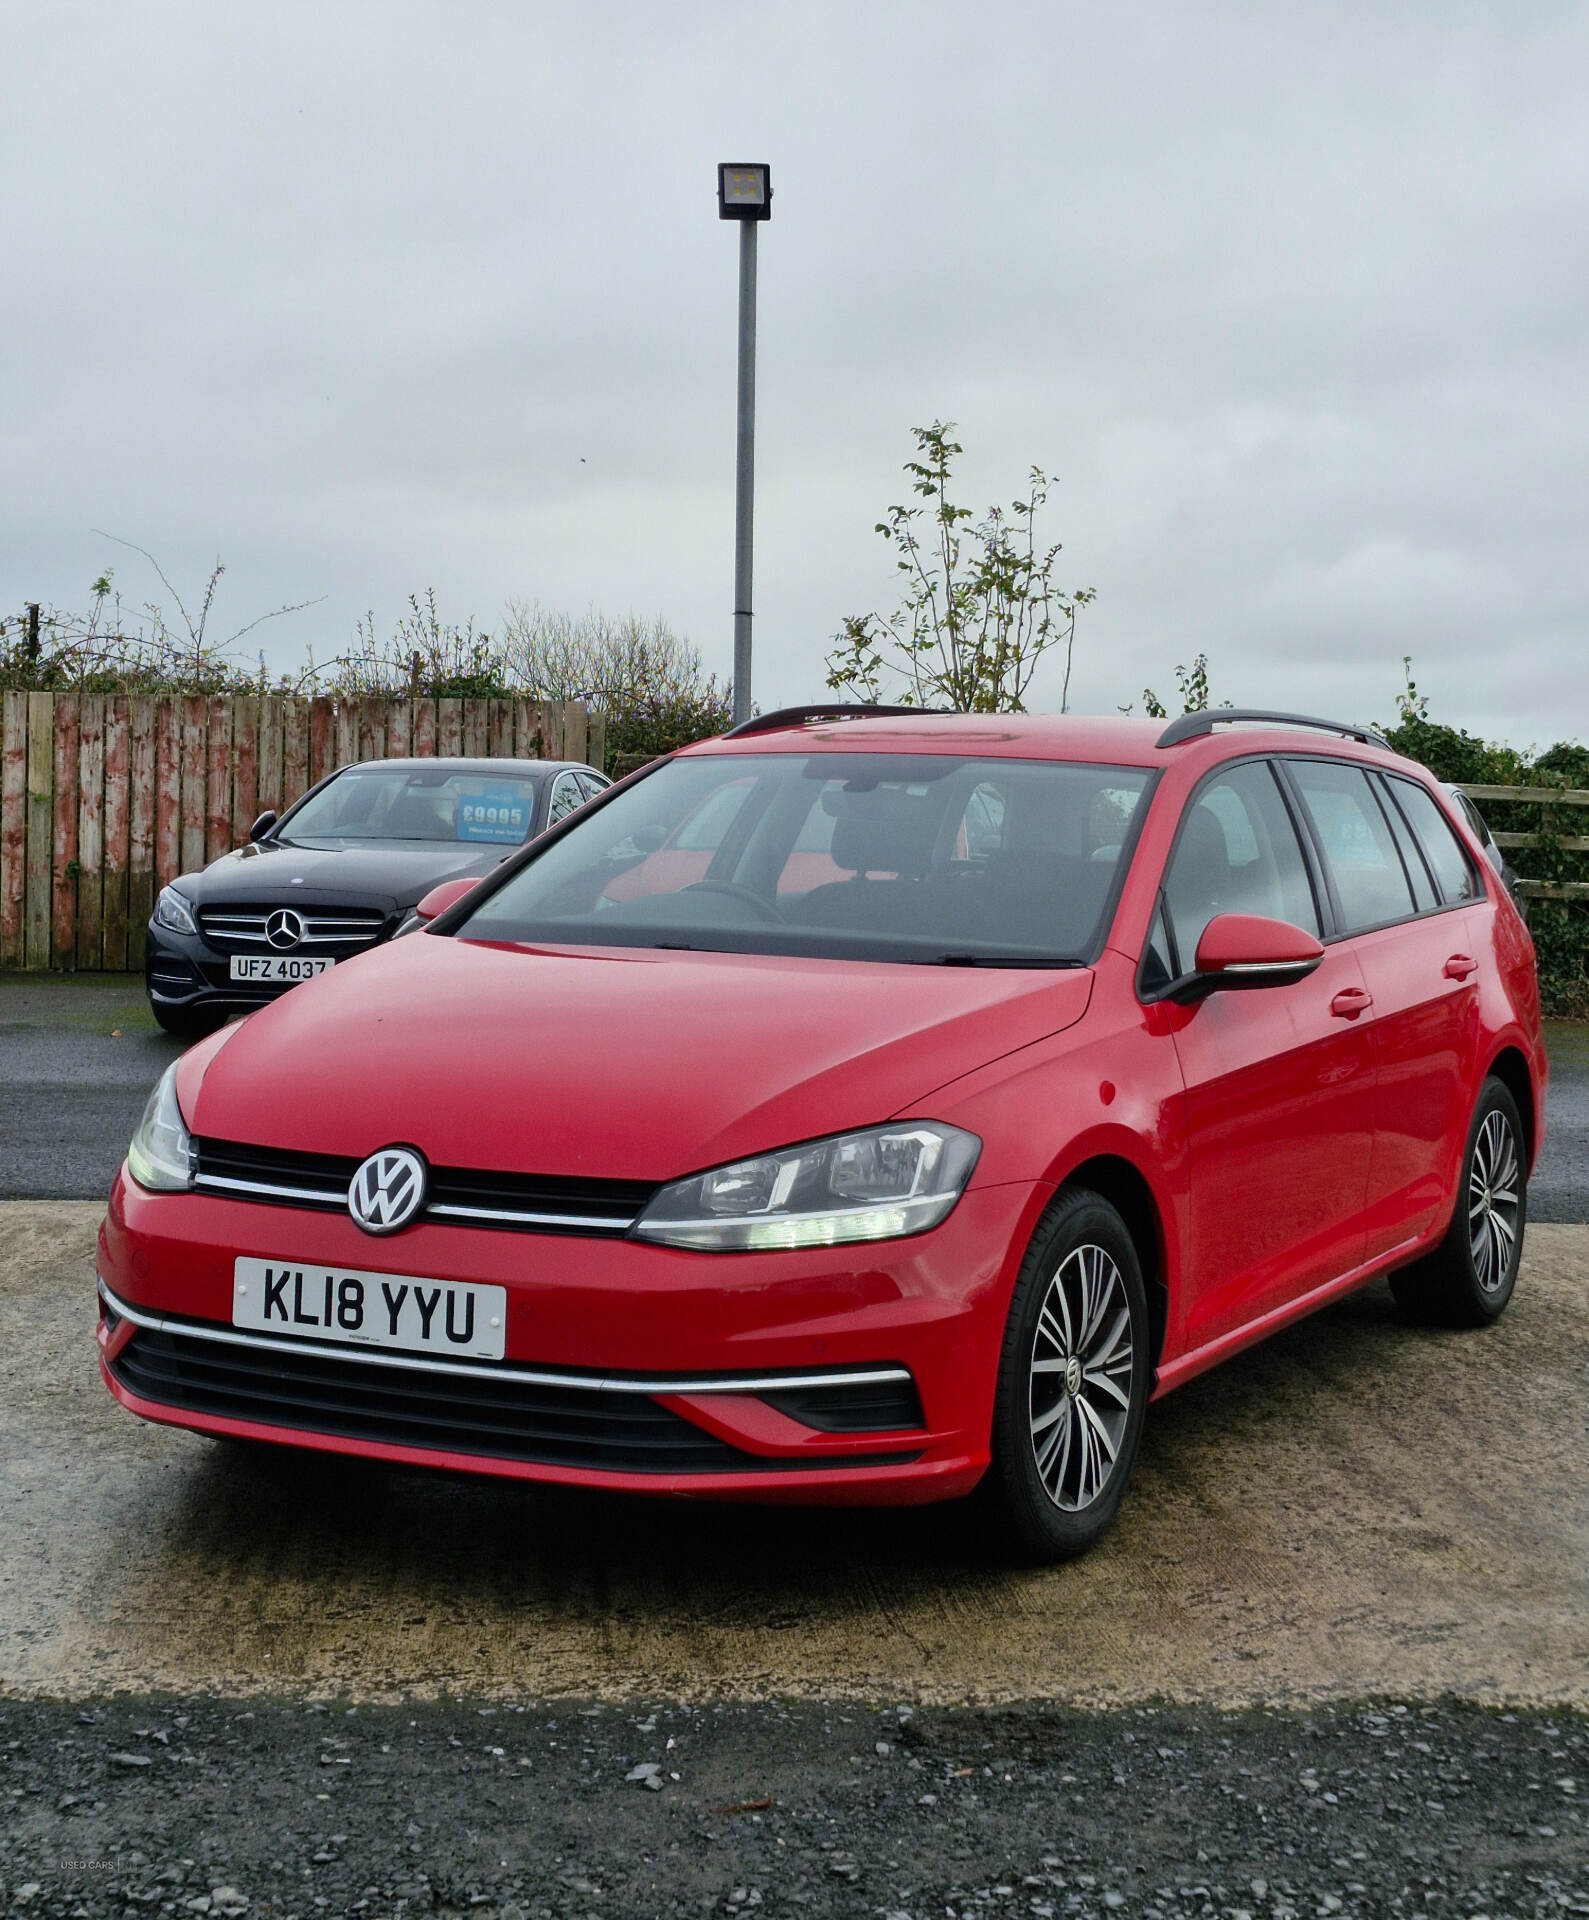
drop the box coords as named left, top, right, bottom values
left=348, top=1146, right=428, bottom=1235
left=265, top=908, right=306, bottom=950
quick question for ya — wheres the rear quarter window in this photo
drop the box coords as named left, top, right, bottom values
left=1385, top=777, right=1483, bottom=905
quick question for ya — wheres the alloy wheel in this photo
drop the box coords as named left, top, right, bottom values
left=1028, top=1242, right=1135, bottom=1511
left=1469, top=1108, right=1522, bottom=1293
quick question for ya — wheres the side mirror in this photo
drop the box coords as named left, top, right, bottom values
left=249, top=810, right=278, bottom=843
left=1176, top=913, right=1324, bottom=1001
left=414, top=878, right=479, bottom=924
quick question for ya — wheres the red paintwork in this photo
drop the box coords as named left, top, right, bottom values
left=415, top=876, right=478, bottom=922
left=1192, top=912, right=1324, bottom=972
left=99, top=714, right=1548, bottom=1505
left=171, top=937, right=1096, bottom=1179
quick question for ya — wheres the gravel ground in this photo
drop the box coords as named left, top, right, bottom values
left=1, top=1696, right=1585, bottom=1919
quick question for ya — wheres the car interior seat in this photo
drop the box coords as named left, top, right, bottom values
left=784, top=790, right=939, bottom=931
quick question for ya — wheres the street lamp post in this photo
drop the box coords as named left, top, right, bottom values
left=718, top=162, right=772, bottom=727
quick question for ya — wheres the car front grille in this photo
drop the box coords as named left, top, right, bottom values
left=192, top=1138, right=656, bottom=1236
left=107, top=1320, right=923, bottom=1473
left=196, top=907, right=387, bottom=954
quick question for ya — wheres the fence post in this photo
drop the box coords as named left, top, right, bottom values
left=75, top=695, right=105, bottom=970
left=231, top=694, right=258, bottom=845
left=51, top=694, right=79, bottom=968
left=24, top=693, right=51, bottom=969
left=180, top=696, right=206, bottom=877
left=204, top=696, right=232, bottom=863
left=127, top=697, right=157, bottom=969
left=0, top=693, right=25, bottom=969
left=101, top=696, right=131, bottom=972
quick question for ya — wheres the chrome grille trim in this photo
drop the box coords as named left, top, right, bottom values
left=194, top=1173, right=345, bottom=1206
left=426, top=1202, right=641, bottom=1231
left=196, top=909, right=385, bottom=948
left=96, top=1279, right=913, bottom=1397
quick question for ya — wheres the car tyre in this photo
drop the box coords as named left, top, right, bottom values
left=1389, top=1076, right=1527, bottom=1327
left=150, top=1000, right=226, bottom=1039
left=980, top=1188, right=1152, bottom=1564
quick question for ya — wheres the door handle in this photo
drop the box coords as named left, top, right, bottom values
left=1330, top=987, right=1373, bottom=1018
left=1444, top=954, right=1478, bottom=981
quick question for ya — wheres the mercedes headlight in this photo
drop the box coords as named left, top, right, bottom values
left=126, top=1062, right=194, bottom=1192
left=631, top=1122, right=981, bottom=1252
left=152, top=886, right=198, bottom=936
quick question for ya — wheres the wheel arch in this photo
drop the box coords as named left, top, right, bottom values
left=1485, top=1044, right=1537, bottom=1169
left=1058, top=1153, right=1169, bottom=1369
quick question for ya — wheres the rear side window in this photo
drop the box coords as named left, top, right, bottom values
left=548, top=774, right=585, bottom=824
left=1162, top=760, right=1319, bottom=968
left=1285, top=760, right=1415, bottom=932
left=1385, top=777, right=1482, bottom=905
left=1373, top=777, right=1439, bottom=912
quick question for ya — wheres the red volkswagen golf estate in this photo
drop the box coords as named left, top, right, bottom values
left=97, top=707, right=1546, bottom=1559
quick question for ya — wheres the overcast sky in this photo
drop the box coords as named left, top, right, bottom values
left=5, top=1, right=1587, bottom=745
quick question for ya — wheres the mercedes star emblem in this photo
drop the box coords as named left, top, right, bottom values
left=265, top=908, right=306, bottom=950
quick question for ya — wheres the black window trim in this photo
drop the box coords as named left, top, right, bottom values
left=1135, top=751, right=1326, bottom=1003
left=1273, top=753, right=1478, bottom=943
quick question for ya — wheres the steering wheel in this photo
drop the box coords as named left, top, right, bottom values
left=683, top=880, right=785, bottom=922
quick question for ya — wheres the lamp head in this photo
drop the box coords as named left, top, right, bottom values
left=717, top=162, right=772, bottom=221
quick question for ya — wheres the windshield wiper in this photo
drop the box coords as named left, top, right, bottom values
left=926, top=953, right=1083, bottom=969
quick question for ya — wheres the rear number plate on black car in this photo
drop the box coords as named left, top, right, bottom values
left=232, top=1258, right=506, bottom=1360
left=229, top=955, right=334, bottom=982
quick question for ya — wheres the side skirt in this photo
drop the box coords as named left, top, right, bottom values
left=1151, top=1231, right=1429, bottom=1400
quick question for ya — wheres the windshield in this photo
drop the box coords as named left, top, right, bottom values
left=459, top=752, right=1152, bottom=965
left=282, top=767, right=539, bottom=845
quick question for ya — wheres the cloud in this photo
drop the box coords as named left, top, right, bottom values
left=3, top=0, right=1586, bottom=747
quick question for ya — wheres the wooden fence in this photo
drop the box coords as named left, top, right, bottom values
left=1459, top=784, right=1589, bottom=902
left=0, top=693, right=596, bottom=973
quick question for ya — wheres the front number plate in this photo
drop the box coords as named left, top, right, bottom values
left=229, top=955, right=335, bottom=982
left=232, top=1258, right=506, bottom=1361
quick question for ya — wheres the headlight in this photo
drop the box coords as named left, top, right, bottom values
left=126, top=1062, right=194, bottom=1192
left=631, top=1122, right=981, bottom=1252
left=152, top=886, right=198, bottom=936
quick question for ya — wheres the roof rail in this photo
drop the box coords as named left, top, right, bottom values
left=722, top=702, right=955, bottom=740
left=1155, top=709, right=1390, bottom=751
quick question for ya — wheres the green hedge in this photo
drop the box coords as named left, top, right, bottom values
left=1380, top=685, right=1587, bottom=1018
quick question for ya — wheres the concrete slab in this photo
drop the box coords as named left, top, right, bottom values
left=2, top=1202, right=1584, bottom=1707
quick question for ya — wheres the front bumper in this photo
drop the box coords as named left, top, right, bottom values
left=98, top=1169, right=1045, bottom=1504
left=144, top=919, right=394, bottom=1019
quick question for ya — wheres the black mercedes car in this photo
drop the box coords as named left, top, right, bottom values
left=145, top=756, right=609, bottom=1034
